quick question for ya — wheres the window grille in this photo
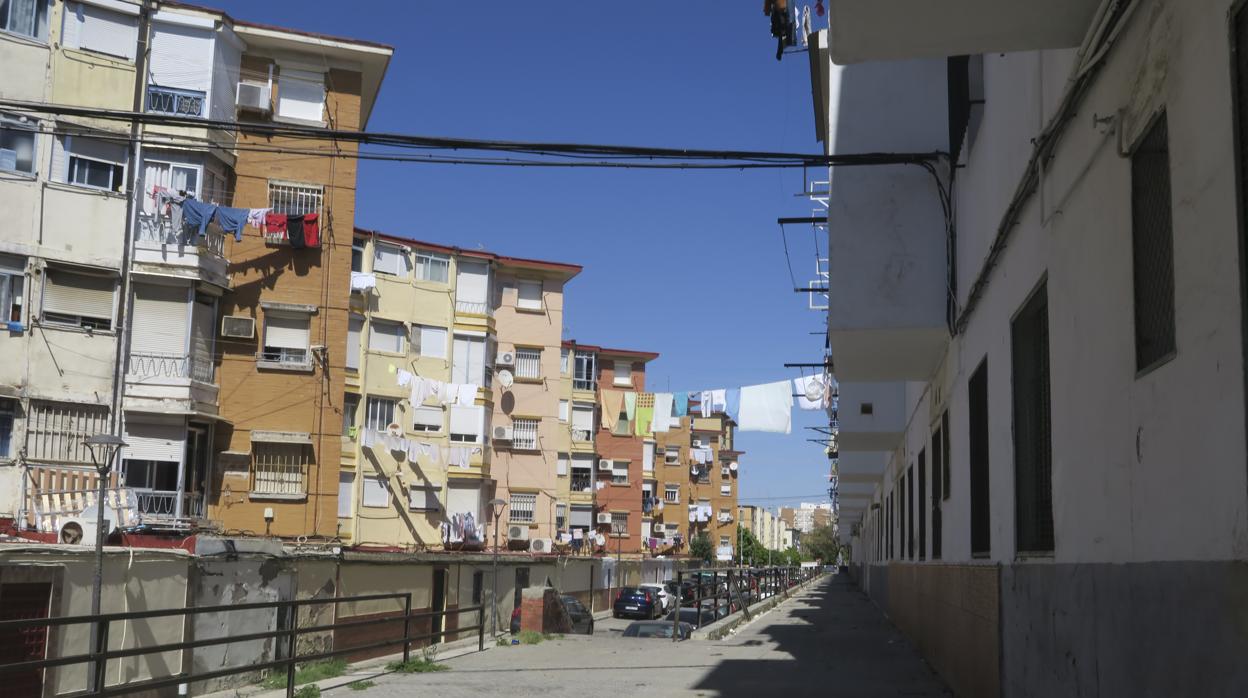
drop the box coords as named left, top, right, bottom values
left=611, top=460, right=629, bottom=485
left=511, top=418, right=539, bottom=450
left=365, top=397, right=397, bottom=432
left=25, top=401, right=109, bottom=465
left=266, top=181, right=323, bottom=245
left=1012, top=283, right=1054, bottom=554
left=514, top=348, right=541, bottom=379
left=555, top=503, right=567, bottom=530
left=1131, top=113, right=1177, bottom=372
left=665, top=484, right=679, bottom=503
left=510, top=492, right=536, bottom=523
left=969, top=360, right=991, bottom=556
left=252, top=442, right=307, bottom=495
left=610, top=512, right=628, bottom=531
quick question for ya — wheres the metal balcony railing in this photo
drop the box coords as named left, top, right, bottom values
left=133, top=490, right=205, bottom=522
left=571, top=473, right=592, bottom=493
left=573, top=378, right=596, bottom=391
left=147, top=85, right=205, bottom=117
left=455, top=300, right=492, bottom=316
left=136, top=213, right=226, bottom=258
left=127, top=350, right=214, bottom=383
left=572, top=427, right=593, bottom=443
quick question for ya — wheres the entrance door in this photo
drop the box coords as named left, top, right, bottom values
left=430, top=569, right=447, bottom=644
left=185, top=424, right=211, bottom=518
left=513, top=567, right=529, bottom=611
left=0, top=583, right=52, bottom=698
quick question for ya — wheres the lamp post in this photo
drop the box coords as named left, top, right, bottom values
left=612, top=520, right=625, bottom=598
left=488, top=497, right=506, bottom=638
left=84, top=433, right=126, bottom=692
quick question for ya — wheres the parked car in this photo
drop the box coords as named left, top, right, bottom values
left=664, top=606, right=717, bottom=627
left=613, top=586, right=662, bottom=619
left=510, top=595, right=596, bottom=634
left=621, top=620, right=693, bottom=640
left=666, top=579, right=698, bottom=603
left=639, top=583, right=672, bottom=611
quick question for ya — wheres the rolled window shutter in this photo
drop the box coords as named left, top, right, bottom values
left=130, top=283, right=188, bottom=354
left=42, top=270, right=115, bottom=320
left=446, top=482, right=481, bottom=518
left=277, top=69, right=325, bottom=122
left=77, top=3, right=139, bottom=60
left=149, top=22, right=213, bottom=91
left=264, top=314, right=308, bottom=349
left=123, top=420, right=184, bottom=462
left=346, top=315, right=363, bottom=370
left=450, top=405, right=481, bottom=437
left=455, top=261, right=489, bottom=305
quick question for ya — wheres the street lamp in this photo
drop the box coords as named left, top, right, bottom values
left=488, top=497, right=506, bottom=638
left=84, top=433, right=126, bottom=692
left=612, top=520, right=625, bottom=597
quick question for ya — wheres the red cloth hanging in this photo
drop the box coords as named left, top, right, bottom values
left=264, top=212, right=288, bottom=234
left=302, top=213, right=319, bottom=247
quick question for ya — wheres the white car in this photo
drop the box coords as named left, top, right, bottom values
left=639, top=583, right=672, bottom=612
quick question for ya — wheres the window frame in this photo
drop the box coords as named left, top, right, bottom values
left=251, top=441, right=309, bottom=497
left=516, top=279, right=543, bottom=311
left=509, top=492, right=537, bottom=523
left=664, top=484, right=679, bottom=503
left=373, top=242, right=409, bottom=278
left=259, top=310, right=311, bottom=368
left=514, top=346, right=541, bottom=380
left=612, top=360, right=632, bottom=387
left=664, top=447, right=680, bottom=465
left=510, top=416, right=539, bottom=450
left=411, top=405, right=443, bottom=433
left=39, top=267, right=117, bottom=332
left=1012, top=281, right=1055, bottom=556
left=0, top=0, right=49, bottom=42
left=449, top=404, right=484, bottom=444
left=66, top=151, right=126, bottom=193
left=610, top=459, right=629, bottom=485
left=408, top=483, right=441, bottom=512
left=414, top=251, right=450, bottom=283
left=365, top=396, right=398, bottom=432
left=0, top=397, right=15, bottom=459
left=368, top=318, right=406, bottom=355
left=342, top=393, right=359, bottom=437
left=0, top=112, right=36, bottom=176
left=1130, top=111, right=1178, bottom=375
left=0, top=255, right=26, bottom=325
left=412, top=324, right=448, bottom=359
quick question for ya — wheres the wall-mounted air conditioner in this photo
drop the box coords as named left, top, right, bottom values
left=508, top=524, right=529, bottom=541
left=597, top=459, right=613, bottom=471
left=496, top=351, right=515, bottom=366
left=221, top=315, right=255, bottom=339
left=237, top=81, right=271, bottom=113
left=596, top=513, right=612, bottom=524
left=493, top=425, right=513, bottom=441
left=529, top=538, right=552, bottom=553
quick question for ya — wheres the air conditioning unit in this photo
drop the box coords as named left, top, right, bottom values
left=221, top=315, right=255, bottom=339
left=597, top=459, right=613, bottom=471
left=59, top=502, right=117, bottom=545
left=492, top=425, right=513, bottom=441
left=596, top=513, right=612, bottom=525
left=529, top=538, right=553, bottom=553
left=508, top=524, right=529, bottom=541
left=236, top=81, right=271, bottom=112
left=497, top=351, right=515, bottom=366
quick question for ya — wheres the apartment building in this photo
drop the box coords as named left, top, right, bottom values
left=653, top=414, right=742, bottom=560
left=738, top=505, right=784, bottom=552
left=808, top=1, right=1248, bottom=695
left=780, top=502, right=831, bottom=534
left=339, top=230, right=579, bottom=550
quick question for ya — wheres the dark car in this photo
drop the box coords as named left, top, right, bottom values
left=511, top=595, right=596, bottom=634
left=613, top=586, right=661, bottom=619
left=622, top=620, right=693, bottom=640
left=664, top=606, right=717, bottom=627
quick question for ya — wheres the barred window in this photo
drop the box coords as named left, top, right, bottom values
left=25, top=401, right=109, bottom=465
left=510, top=492, right=536, bottom=523
left=252, top=442, right=308, bottom=496
left=365, top=397, right=397, bottom=432
left=514, top=347, right=541, bottom=379
left=1131, top=113, right=1177, bottom=373
left=555, top=503, right=567, bottom=530
left=610, top=511, right=628, bottom=532
left=268, top=181, right=323, bottom=216
left=664, top=484, right=679, bottom=503
left=511, top=417, right=539, bottom=450
left=665, top=447, right=680, bottom=465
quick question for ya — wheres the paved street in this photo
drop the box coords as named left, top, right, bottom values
left=344, top=575, right=948, bottom=697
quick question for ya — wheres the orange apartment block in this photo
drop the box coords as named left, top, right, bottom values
left=653, top=413, right=743, bottom=560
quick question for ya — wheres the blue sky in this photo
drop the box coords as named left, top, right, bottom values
left=215, top=1, right=833, bottom=511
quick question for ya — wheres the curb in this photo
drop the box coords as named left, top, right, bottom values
left=688, top=574, right=826, bottom=641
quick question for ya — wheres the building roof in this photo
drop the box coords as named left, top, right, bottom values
left=354, top=228, right=583, bottom=278
left=561, top=340, right=659, bottom=361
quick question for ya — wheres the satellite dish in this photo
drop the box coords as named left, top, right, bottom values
left=804, top=377, right=826, bottom=402
left=497, top=369, right=514, bottom=389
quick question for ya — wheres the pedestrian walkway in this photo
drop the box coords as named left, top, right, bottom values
left=345, top=574, right=948, bottom=697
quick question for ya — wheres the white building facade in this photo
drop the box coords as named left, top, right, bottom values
left=810, top=0, right=1248, bottom=696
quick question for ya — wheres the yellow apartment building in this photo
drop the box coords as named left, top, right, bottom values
left=654, top=413, right=742, bottom=560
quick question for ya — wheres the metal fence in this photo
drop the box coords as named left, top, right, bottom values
left=0, top=592, right=485, bottom=698
left=670, top=565, right=823, bottom=641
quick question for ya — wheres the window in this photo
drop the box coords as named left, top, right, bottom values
left=510, top=492, right=536, bottom=523
left=692, top=433, right=715, bottom=449
left=40, top=268, right=115, bottom=331
left=941, top=412, right=951, bottom=500
left=1131, top=113, right=1176, bottom=373
left=23, top=400, right=108, bottom=464
left=613, top=360, right=632, bottom=386
left=517, top=280, right=542, bottom=310
left=408, top=484, right=440, bottom=512
left=556, top=453, right=568, bottom=476
left=514, top=347, right=541, bottom=379
left=471, top=571, right=484, bottom=604
left=931, top=423, right=943, bottom=560
left=642, top=442, right=655, bottom=473
left=0, top=113, right=36, bottom=175
left=0, top=398, right=15, bottom=458
left=558, top=400, right=569, bottom=423
left=449, top=404, right=484, bottom=443
left=351, top=239, right=365, bottom=273
left=342, top=393, right=359, bottom=436
left=613, top=411, right=631, bottom=436
left=899, top=473, right=907, bottom=560
left=918, top=449, right=927, bottom=561
left=560, top=348, right=569, bottom=375
left=1, top=0, right=49, bottom=40
left=719, top=536, right=730, bottom=547
left=368, top=319, right=405, bottom=354
left=345, top=314, right=363, bottom=371
left=373, top=242, right=409, bottom=277
left=665, top=447, right=680, bottom=465
left=610, top=511, right=628, bottom=533
left=411, top=406, right=442, bottom=433
left=337, top=472, right=353, bottom=518
left=261, top=312, right=309, bottom=366
left=277, top=68, right=325, bottom=122
left=571, top=402, right=594, bottom=442
left=969, top=360, right=990, bottom=557
left=415, top=251, right=449, bottom=283
left=611, top=460, right=629, bottom=485
left=365, top=397, right=397, bottom=432
left=454, top=260, right=490, bottom=315
left=571, top=456, right=593, bottom=492
left=0, top=254, right=25, bottom=324
left=720, top=484, right=731, bottom=496
left=511, top=417, right=539, bottom=450
left=452, top=335, right=486, bottom=385
left=556, top=503, right=567, bottom=530
left=412, top=324, right=447, bottom=359
left=1012, top=282, right=1054, bottom=554
left=62, top=2, right=138, bottom=60
left=573, top=351, right=596, bottom=390
left=664, top=484, right=679, bottom=503
left=362, top=475, right=389, bottom=508
left=252, top=442, right=308, bottom=496
left=268, top=181, right=323, bottom=216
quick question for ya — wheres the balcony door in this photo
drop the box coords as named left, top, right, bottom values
left=129, top=283, right=190, bottom=379
left=122, top=418, right=186, bottom=519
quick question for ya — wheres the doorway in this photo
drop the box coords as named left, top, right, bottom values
left=430, top=568, right=447, bottom=643
left=0, top=582, right=52, bottom=698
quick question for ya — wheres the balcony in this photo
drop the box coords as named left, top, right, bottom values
left=573, top=378, right=596, bottom=392
left=147, top=85, right=206, bottom=117
left=132, top=489, right=205, bottom=523
left=835, top=382, right=904, bottom=452
left=455, top=300, right=492, bottom=317
left=133, top=213, right=230, bottom=288
left=571, top=472, right=593, bottom=494
left=124, top=350, right=219, bottom=414
left=822, top=0, right=1101, bottom=64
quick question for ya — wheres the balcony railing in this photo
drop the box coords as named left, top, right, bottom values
left=572, top=427, right=593, bottom=443
left=136, top=212, right=226, bottom=258
left=128, top=350, right=214, bottom=384
left=133, top=490, right=205, bottom=522
left=573, top=378, right=596, bottom=391
left=147, top=85, right=205, bottom=117
left=455, top=300, right=493, bottom=317
left=571, top=473, right=593, bottom=493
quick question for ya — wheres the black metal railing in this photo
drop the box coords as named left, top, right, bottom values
left=0, top=592, right=485, bottom=697
left=670, top=565, right=823, bottom=641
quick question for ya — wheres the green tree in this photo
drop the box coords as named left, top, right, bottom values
left=689, top=531, right=713, bottom=563
left=736, top=525, right=769, bottom=566
left=801, top=524, right=841, bottom=565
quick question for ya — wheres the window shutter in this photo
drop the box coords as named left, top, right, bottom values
left=419, top=325, right=446, bottom=359
left=446, top=481, right=481, bottom=518
left=346, top=314, right=363, bottom=370
left=130, top=283, right=187, bottom=354
left=67, top=2, right=139, bottom=61
left=571, top=405, right=593, bottom=433
left=455, top=260, right=489, bottom=305
left=450, top=405, right=482, bottom=439
left=338, top=472, right=354, bottom=518
left=264, top=314, right=308, bottom=349
left=362, top=476, right=388, bottom=507
left=369, top=320, right=404, bottom=353
left=123, top=420, right=184, bottom=462
left=409, top=485, right=440, bottom=510
left=412, top=406, right=442, bottom=430
left=570, top=505, right=592, bottom=527
left=517, top=280, right=542, bottom=309
left=67, top=135, right=127, bottom=166
left=558, top=400, right=569, bottom=422
left=277, top=68, right=326, bottom=122
left=42, top=269, right=115, bottom=320
left=643, top=442, right=655, bottom=472
left=149, top=22, right=213, bottom=92
left=556, top=454, right=568, bottom=476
